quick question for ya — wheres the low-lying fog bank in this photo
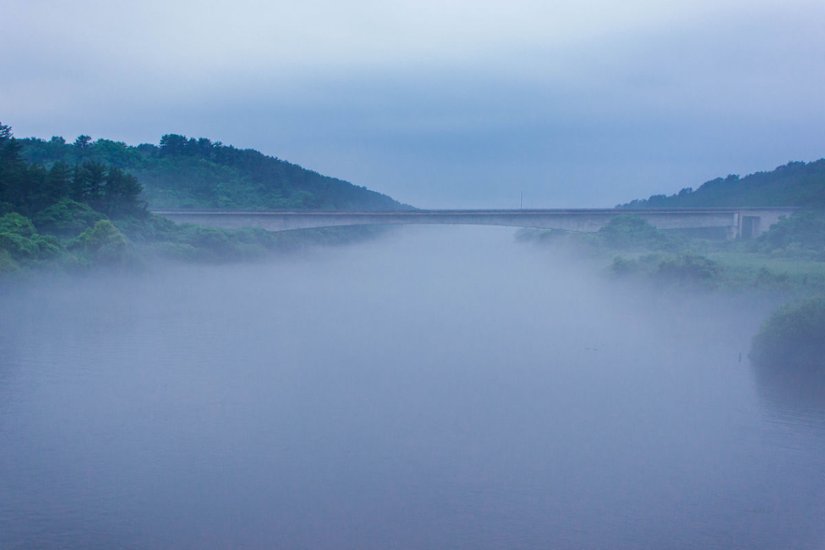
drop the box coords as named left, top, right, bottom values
left=0, top=212, right=392, bottom=278
left=1, top=226, right=824, bottom=549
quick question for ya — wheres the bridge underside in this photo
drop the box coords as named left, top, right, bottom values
left=155, top=208, right=795, bottom=239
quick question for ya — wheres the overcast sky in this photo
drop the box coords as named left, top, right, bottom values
left=3, top=0, right=824, bottom=207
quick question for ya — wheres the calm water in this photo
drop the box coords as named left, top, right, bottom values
left=1, top=226, right=824, bottom=549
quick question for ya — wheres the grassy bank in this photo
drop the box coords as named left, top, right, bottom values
left=518, top=211, right=825, bottom=295
left=518, top=211, right=825, bottom=376
left=0, top=208, right=392, bottom=278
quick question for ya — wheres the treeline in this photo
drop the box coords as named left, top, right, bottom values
left=1, top=127, right=143, bottom=218
left=0, top=122, right=148, bottom=272
left=0, top=123, right=395, bottom=274
left=621, top=159, right=825, bottom=208
left=20, top=132, right=407, bottom=211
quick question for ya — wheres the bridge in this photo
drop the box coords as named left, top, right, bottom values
left=154, top=207, right=796, bottom=239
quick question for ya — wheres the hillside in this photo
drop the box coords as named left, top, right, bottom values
left=20, top=134, right=408, bottom=211
left=0, top=123, right=399, bottom=274
left=621, top=159, right=825, bottom=208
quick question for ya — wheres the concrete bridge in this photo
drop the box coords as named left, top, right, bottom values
left=154, top=207, right=796, bottom=239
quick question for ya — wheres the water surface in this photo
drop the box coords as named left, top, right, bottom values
left=2, top=226, right=824, bottom=549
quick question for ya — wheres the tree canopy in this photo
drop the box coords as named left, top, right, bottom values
left=1, top=122, right=403, bottom=273
left=621, top=160, right=825, bottom=208
left=1, top=123, right=144, bottom=218
left=19, top=132, right=408, bottom=211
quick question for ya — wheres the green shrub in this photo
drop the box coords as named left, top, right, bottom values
left=0, top=212, right=36, bottom=237
left=183, top=226, right=233, bottom=251
left=751, top=297, right=825, bottom=369
left=32, top=199, right=105, bottom=237
left=69, top=220, right=129, bottom=264
left=0, top=232, right=40, bottom=259
left=609, top=253, right=719, bottom=285
left=597, top=215, right=675, bottom=250
left=31, top=234, right=63, bottom=260
left=0, top=213, right=67, bottom=263
left=753, top=209, right=825, bottom=258
left=156, top=225, right=274, bottom=261
left=655, top=254, right=720, bottom=282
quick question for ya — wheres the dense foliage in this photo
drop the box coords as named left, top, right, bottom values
left=1, top=128, right=144, bottom=218
left=750, top=297, right=825, bottom=370
left=0, top=123, right=394, bottom=274
left=611, top=253, right=721, bottom=284
left=518, top=215, right=680, bottom=252
left=20, top=132, right=406, bottom=211
left=751, top=209, right=825, bottom=259
left=621, top=159, right=825, bottom=208
left=518, top=212, right=825, bottom=291
left=0, top=123, right=145, bottom=271
left=596, top=215, right=675, bottom=250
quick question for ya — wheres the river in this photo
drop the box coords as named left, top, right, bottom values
left=1, top=226, right=824, bottom=549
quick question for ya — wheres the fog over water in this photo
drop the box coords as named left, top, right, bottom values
left=2, top=226, right=825, bottom=549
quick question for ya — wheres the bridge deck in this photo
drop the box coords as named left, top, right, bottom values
left=153, top=207, right=797, bottom=238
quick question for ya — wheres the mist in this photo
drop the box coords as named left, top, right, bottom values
left=3, top=226, right=824, bottom=548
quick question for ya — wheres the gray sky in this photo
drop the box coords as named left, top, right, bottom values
left=3, top=0, right=824, bottom=207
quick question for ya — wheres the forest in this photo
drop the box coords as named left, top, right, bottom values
left=0, top=123, right=391, bottom=273
left=19, top=132, right=406, bottom=211
left=621, top=159, right=825, bottom=208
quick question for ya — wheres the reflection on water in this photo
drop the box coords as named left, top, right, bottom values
left=751, top=355, right=825, bottom=429
left=1, top=226, right=825, bottom=549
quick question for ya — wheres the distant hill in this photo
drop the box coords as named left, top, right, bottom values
left=19, top=134, right=409, bottom=211
left=620, top=159, right=825, bottom=209
left=2, top=123, right=403, bottom=273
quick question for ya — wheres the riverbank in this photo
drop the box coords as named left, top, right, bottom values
left=0, top=209, right=393, bottom=280
left=517, top=213, right=825, bottom=377
left=517, top=211, right=825, bottom=297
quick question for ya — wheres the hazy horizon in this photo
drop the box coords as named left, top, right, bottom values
left=4, top=0, right=825, bottom=207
